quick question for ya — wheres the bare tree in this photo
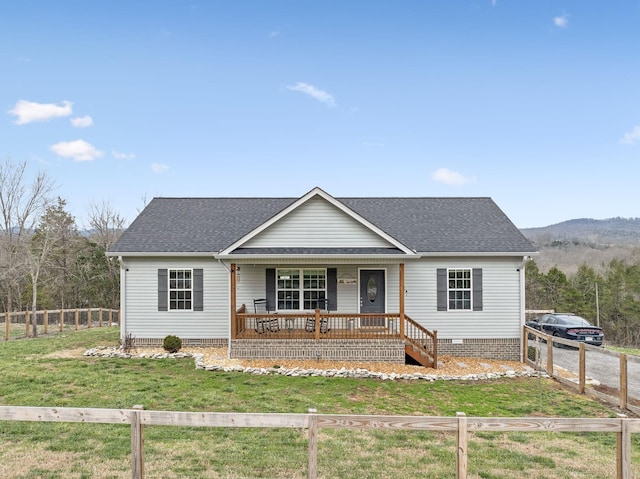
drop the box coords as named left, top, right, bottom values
left=86, top=200, right=126, bottom=251
left=86, top=200, right=127, bottom=309
left=0, top=158, right=55, bottom=314
left=136, top=193, right=149, bottom=216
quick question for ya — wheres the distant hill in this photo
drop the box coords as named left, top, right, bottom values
left=520, top=218, right=640, bottom=274
left=521, top=217, right=640, bottom=245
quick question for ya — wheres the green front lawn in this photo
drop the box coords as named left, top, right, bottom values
left=0, top=329, right=637, bottom=478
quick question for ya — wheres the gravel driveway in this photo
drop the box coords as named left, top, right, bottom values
left=529, top=338, right=640, bottom=402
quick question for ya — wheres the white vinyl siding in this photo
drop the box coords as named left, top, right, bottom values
left=243, top=196, right=393, bottom=248
left=122, top=257, right=228, bottom=339
left=404, top=257, right=522, bottom=339
left=120, top=257, right=522, bottom=342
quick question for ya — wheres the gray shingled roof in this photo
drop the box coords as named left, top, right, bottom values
left=109, top=195, right=536, bottom=255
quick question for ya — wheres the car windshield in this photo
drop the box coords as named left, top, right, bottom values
left=555, top=315, right=592, bottom=327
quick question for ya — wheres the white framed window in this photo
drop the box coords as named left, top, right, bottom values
left=169, top=269, right=192, bottom=310
left=448, top=269, right=471, bottom=310
left=277, top=268, right=326, bottom=310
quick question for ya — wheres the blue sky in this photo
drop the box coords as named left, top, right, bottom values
left=2, top=1, right=639, bottom=229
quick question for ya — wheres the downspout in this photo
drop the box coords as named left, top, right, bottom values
left=118, top=256, right=126, bottom=344
left=519, top=256, right=529, bottom=358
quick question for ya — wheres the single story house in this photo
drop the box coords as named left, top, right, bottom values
left=107, top=187, right=537, bottom=366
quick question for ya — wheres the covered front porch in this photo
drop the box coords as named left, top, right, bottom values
left=227, top=263, right=438, bottom=368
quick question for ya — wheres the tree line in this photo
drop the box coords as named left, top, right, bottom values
left=0, top=158, right=125, bottom=336
left=526, top=258, right=640, bottom=347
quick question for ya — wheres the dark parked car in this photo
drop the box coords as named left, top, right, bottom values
left=526, top=313, right=604, bottom=346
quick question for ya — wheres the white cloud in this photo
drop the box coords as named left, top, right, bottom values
left=70, top=115, right=93, bottom=128
left=431, top=168, right=477, bottom=186
left=620, top=125, right=640, bottom=145
left=8, top=99, right=73, bottom=125
left=50, top=140, right=104, bottom=162
left=151, top=163, right=169, bottom=173
left=287, top=82, right=336, bottom=107
left=112, top=150, right=136, bottom=160
left=554, top=14, right=569, bottom=28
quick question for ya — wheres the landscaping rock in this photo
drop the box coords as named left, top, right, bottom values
left=83, top=346, right=542, bottom=382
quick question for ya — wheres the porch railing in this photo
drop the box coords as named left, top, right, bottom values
left=235, top=309, right=403, bottom=340
left=404, top=314, right=438, bottom=368
left=233, top=307, right=438, bottom=368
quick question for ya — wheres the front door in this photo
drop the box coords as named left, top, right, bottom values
left=359, top=269, right=385, bottom=327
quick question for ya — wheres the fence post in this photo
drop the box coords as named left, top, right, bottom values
left=25, top=311, right=30, bottom=337
left=456, top=412, right=468, bottom=479
left=617, top=417, right=631, bottom=479
left=578, top=343, right=586, bottom=394
left=88, top=308, right=92, bottom=329
left=620, top=354, right=628, bottom=410
left=432, top=330, right=438, bottom=369
left=75, top=309, right=79, bottom=331
left=5, top=312, right=9, bottom=341
left=99, top=308, right=103, bottom=328
left=546, top=337, right=553, bottom=375
left=44, top=310, right=49, bottom=335
left=131, top=405, right=145, bottom=479
left=109, top=309, right=113, bottom=326
left=60, top=309, right=64, bottom=333
left=308, top=408, right=318, bottom=479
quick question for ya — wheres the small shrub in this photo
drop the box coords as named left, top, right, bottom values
left=163, top=335, right=182, bottom=353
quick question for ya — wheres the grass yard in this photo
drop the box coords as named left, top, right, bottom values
left=607, top=345, right=640, bottom=357
left=1, top=329, right=639, bottom=478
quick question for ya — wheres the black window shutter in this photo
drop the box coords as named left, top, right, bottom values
left=158, top=269, right=168, bottom=311
left=327, top=268, right=337, bottom=311
left=266, top=269, right=276, bottom=311
left=436, top=268, right=447, bottom=311
left=473, top=268, right=483, bottom=311
left=193, top=269, right=203, bottom=311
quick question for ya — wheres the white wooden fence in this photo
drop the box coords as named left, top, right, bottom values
left=0, top=405, right=638, bottom=479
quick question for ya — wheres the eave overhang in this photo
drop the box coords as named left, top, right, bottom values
left=416, top=251, right=539, bottom=257
left=105, top=251, right=215, bottom=257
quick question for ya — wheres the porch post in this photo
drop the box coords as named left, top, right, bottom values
left=230, top=263, right=237, bottom=339
left=399, top=263, right=405, bottom=337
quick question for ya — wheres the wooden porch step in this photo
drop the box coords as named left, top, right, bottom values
left=405, top=343, right=435, bottom=368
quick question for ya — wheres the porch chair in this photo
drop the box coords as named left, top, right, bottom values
left=305, top=299, right=330, bottom=333
left=253, top=298, right=279, bottom=333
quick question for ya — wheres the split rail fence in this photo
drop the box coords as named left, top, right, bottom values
left=0, top=405, right=638, bottom=479
left=2, top=308, right=120, bottom=341
left=524, top=325, right=640, bottom=416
